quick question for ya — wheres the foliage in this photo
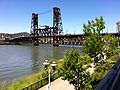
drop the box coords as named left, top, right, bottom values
left=60, top=49, right=92, bottom=90
left=83, top=16, right=118, bottom=64
left=56, top=59, right=64, bottom=71
left=90, top=55, right=119, bottom=89
left=60, top=16, right=119, bottom=90
left=102, top=33, right=118, bottom=58
left=83, top=16, right=105, bottom=59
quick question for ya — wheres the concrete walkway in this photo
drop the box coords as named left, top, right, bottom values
left=38, top=77, right=74, bottom=90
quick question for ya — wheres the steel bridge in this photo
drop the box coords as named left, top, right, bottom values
left=10, top=33, right=120, bottom=45
left=9, top=7, right=120, bottom=46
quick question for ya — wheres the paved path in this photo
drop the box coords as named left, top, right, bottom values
left=38, top=77, right=74, bottom=90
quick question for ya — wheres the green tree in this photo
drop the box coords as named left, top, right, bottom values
left=61, top=49, right=92, bottom=90
left=60, top=16, right=119, bottom=90
left=102, top=33, right=118, bottom=59
left=83, top=16, right=119, bottom=89
left=83, top=16, right=105, bottom=61
left=83, top=16, right=118, bottom=64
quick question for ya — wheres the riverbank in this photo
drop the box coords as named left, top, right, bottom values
left=0, top=59, right=64, bottom=90
left=0, top=43, right=21, bottom=45
left=0, top=41, right=21, bottom=45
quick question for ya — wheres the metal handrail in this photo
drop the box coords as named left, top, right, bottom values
left=95, top=58, right=120, bottom=90
left=20, top=71, right=60, bottom=90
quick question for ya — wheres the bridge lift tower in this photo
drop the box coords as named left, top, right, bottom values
left=53, top=7, right=63, bottom=35
left=116, top=21, right=120, bottom=33
left=30, top=13, right=38, bottom=36
left=30, top=7, right=63, bottom=36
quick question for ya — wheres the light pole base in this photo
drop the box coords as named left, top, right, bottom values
left=46, top=85, right=51, bottom=90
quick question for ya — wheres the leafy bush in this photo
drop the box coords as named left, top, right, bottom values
left=60, top=49, right=92, bottom=90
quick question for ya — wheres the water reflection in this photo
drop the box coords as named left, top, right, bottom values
left=52, top=46, right=69, bottom=59
left=53, top=47, right=62, bottom=59
left=31, top=46, right=40, bottom=73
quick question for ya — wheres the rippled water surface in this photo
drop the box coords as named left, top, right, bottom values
left=0, top=45, right=81, bottom=85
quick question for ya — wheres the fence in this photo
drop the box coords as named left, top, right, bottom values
left=20, top=72, right=60, bottom=90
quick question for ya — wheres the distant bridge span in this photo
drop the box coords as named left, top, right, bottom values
left=10, top=34, right=84, bottom=45
left=9, top=33, right=120, bottom=46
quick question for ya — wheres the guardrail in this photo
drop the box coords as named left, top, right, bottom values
left=95, top=58, right=120, bottom=90
left=20, top=71, right=60, bottom=90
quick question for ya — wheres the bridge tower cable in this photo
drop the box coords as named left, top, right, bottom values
left=38, top=9, right=52, bottom=15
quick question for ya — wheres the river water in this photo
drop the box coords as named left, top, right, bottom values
left=0, top=45, right=82, bottom=85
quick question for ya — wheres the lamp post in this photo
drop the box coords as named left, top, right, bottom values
left=43, top=60, right=57, bottom=90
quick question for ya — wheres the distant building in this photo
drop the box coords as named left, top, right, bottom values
left=116, top=21, right=120, bottom=33
left=0, top=33, right=9, bottom=40
left=40, top=25, right=49, bottom=29
left=39, top=25, right=51, bottom=36
left=0, top=32, right=30, bottom=40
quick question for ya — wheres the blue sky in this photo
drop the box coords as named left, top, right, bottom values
left=0, top=0, right=120, bottom=34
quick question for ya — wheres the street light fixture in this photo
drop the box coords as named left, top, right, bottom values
left=43, top=60, right=57, bottom=90
left=50, top=61, right=57, bottom=70
left=43, top=60, right=49, bottom=69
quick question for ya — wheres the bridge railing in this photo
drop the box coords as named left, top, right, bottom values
left=20, top=71, right=60, bottom=90
left=95, top=58, right=120, bottom=90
